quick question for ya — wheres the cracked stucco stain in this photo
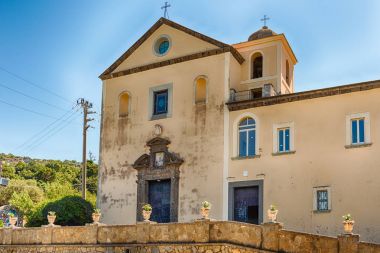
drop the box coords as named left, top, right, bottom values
left=109, top=166, right=116, bottom=176
left=117, top=117, right=130, bottom=146
left=101, top=194, right=109, bottom=204
left=117, top=161, right=135, bottom=180
left=108, top=193, right=136, bottom=209
left=180, top=188, right=201, bottom=216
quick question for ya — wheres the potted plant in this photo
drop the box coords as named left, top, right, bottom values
left=92, top=208, right=102, bottom=224
left=0, top=219, right=4, bottom=228
left=342, top=214, right=355, bottom=234
left=142, top=204, right=152, bottom=222
left=47, top=211, right=56, bottom=226
left=200, top=201, right=212, bottom=219
left=8, top=213, right=17, bottom=228
left=267, top=205, right=278, bottom=223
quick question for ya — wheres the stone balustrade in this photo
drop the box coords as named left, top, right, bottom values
left=0, top=221, right=379, bottom=253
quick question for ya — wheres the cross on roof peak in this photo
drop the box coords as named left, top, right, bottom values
left=260, top=15, right=270, bottom=28
left=161, top=2, right=171, bottom=19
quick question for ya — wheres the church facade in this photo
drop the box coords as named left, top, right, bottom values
left=97, top=18, right=380, bottom=242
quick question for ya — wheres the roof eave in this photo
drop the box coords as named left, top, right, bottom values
left=227, top=79, right=380, bottom=111
left=99, top=18, right=244, bottom=80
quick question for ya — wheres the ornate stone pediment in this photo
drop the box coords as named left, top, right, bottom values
left=146, top=137, right=170, bottom=147
left=132, top=154, right=150, bottom=169
left=132, top=137, right=183, bottom=170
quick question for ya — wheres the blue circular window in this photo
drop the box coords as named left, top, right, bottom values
left=154, top=36, right=171, bottom=56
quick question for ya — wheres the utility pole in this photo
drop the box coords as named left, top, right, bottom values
left=77, top=98, right=95, bottom=200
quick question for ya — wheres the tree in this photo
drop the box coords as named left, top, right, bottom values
left=0, top=153, right=99, bottom=227
left=86, top=160, right=98, bottom=194
left=43, top=182, right=78, bottom=200
left=0, top=179, right=44, bottom=206
left=1, top=162, right=18, bottom=179
left=9, top=191, right=34, bottom=217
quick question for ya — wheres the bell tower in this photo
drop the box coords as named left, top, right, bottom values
left=231, top=19, right=297, bottom=97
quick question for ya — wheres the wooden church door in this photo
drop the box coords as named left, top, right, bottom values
left=148, top=179, right=171, bottom=223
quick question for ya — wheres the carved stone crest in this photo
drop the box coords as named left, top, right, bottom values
left=153, top=124, right=163, bottom=137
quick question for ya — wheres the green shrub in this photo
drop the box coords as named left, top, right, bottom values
left=26, top=203, right=45, bottom=227
left=27, top=196, right=94, bottom=227
left=0, top=220, right=3, bottom=228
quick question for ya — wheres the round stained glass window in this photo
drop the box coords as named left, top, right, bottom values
left=154, top=36, right=171, bottom=56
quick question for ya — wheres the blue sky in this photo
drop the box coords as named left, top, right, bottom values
left=0, top=0, right=379, bottom=161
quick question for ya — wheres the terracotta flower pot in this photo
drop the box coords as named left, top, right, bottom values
left=200, top=207, right=210, bottom=219
left=47, top=215, right=56, bottom=226
left=92, top=213, right=101, bottom=223
left=343, top=221, right=354, bottom=234
left=142, top=210, right=152, bottom=222
left=267, top=209, right=278, bottom=223
left=9, top=217, right=17, bottom=228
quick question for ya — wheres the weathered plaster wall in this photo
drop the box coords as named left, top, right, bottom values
left=228, top=88, right=380, bottom=243
left=1, top=221, right=379, bottom=253
left=99, top=53, right=228, bottom=224
left=280, top=45, right=294, bottom=93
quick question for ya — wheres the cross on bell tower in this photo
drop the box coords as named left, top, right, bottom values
left=260, top=15, right=270, bottom=28
left=161, top=2, right=171, bottom=19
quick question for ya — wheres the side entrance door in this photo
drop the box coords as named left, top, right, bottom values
left=148, top=179, right=171, bottom=223
left=229, top=180, right=263, bottom=224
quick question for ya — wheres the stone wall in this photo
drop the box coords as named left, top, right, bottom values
left=0, top=221, right=379, bottom=253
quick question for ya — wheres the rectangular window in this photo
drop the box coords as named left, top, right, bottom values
left=278, top=128, right=290, bottom=152
left=316, top=190, right=329, bottom=211
left=153, top=90, right=168, bottom=115
left=313, top=186, right=331, bottom=212
left=351, top=118, right=365, bottom=144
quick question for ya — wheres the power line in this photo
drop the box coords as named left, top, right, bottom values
left=0, top=81, right=68, bottom=111
left=0, top=98, right=81, bottom=124
left=0, top=66, right=72, bottom=104
left=22, top=108, right=81, bottom=152
left=0, top=98, right=60, bottom=120
left=25, top=111, right=80, bottom=152
left=12, top=106, right=78, bottom=152
left=21, top=107, right=80, bottom=151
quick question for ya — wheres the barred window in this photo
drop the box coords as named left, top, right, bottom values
left=313, top=187, right=331, bottom=212
left=317, top=190, right=328, bottom=211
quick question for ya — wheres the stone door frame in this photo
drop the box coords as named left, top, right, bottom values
left=133, top=137, right=183, bottom=222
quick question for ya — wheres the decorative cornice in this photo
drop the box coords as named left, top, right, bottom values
left=100, top=48, right=232, bottom=80
left=146, top=137, right=170, bottom=147
left=227, top=80, right=380, bottom=111
left=99, top=17, right=244, bottom=80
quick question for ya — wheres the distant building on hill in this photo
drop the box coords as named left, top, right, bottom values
left=0, top=161, right=9, bottom=187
